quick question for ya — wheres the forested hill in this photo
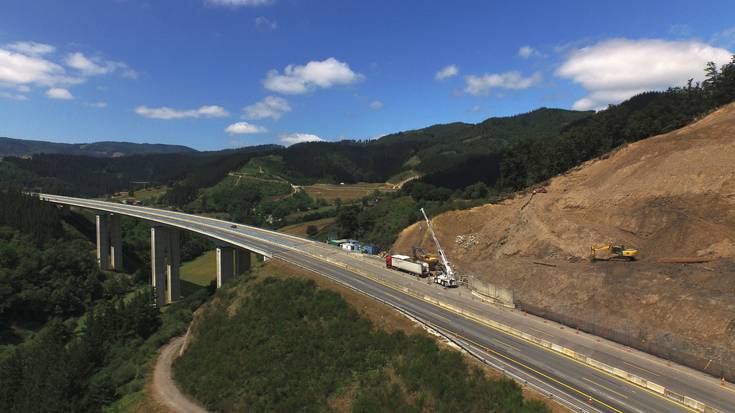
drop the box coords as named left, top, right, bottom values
left=0, top=137, right=196, bottom=158
left=0, top=108, right=591, bottom=197
left=246, top=107, right=593, bottom=184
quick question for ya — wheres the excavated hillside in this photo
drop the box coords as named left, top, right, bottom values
left=394, top=103, right=735, bottom=379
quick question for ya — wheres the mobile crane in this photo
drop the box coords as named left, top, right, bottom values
left=420, top=208, right=458, bottom=287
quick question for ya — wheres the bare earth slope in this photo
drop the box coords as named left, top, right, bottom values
left=394, top=103, right=735, bottom=379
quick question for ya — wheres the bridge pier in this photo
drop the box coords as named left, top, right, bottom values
left=151, top=226, right=180, bottom=306
left=96, top=213, right=123, bottom=271
left=96, top=214, right=109, bottom=270
left=235, top=248, right=251, bottom=275
left=110, top=214, right=122, bottom=271
left=216, top=246, right=253, bottom=288
left=216, top=246, right=234, bottom=288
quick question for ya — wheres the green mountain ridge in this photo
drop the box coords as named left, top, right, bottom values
left=0, top=137, right=196, bottom=158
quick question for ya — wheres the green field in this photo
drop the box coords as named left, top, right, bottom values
left=133, top=186, right=167, bottom=201
left=180, top=249, right=217, bottom=287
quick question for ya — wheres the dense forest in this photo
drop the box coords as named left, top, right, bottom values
left=175, top=276, right=549, bottom=413
left=0, top=137, right=195, bottom=158
left=0, top=190, right=210, bottom=412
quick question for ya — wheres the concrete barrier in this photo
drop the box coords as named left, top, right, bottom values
left=469, top=279, right=515, bottom=308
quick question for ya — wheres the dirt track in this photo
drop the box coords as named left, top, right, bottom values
left=152, top=335, right=208, bottom=413
left=394, top=103, right=735, bottom=379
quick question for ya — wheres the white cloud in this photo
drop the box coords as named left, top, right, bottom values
left=263, top=57, right=363, bottom=94
left=135, top=105, right=229, bottom=120
left=0, top=91, right=28, bottom=101
left=206, top=0, right=273, bottom=7
left=6, top=41, right=55, bottom=56
left=556, top=38, right=733, bottom=110
left=225, top=121, right=267, bottom=134
left=255, top=16, right=277, bottom=31
left=65, top=52, right=138, bottom=79
left=464, top=71, right=541, bottom=95
left=243, top=95, right=291, bottom=120
left=469, top=105, right=481, bottom=113
left=435, top=64, right=459, bottom=80
left=46, top=87, right=73, bottom=100
left=0, top=47, right=81, bottom=87
left=369, top=100, right=383, bottom=110
left=279, top=133, right=324, bottom=146
left=518, top=45, right=539, bottom=59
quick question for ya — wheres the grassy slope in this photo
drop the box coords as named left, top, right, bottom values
left=279, top=217, right=336, bottom=237
left=302, top=182, right=395, bottom=202
left=180, top=250, right=217, bottom=287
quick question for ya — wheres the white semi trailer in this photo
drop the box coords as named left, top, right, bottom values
left=386, top=254, right=429, bottom=277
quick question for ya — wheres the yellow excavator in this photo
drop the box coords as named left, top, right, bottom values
left=412, top=246, right=439, bottom=270
left=590, top=244, right=638, bottom=261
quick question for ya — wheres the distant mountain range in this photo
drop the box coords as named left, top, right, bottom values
left=0, top=137, right=196, bottom=158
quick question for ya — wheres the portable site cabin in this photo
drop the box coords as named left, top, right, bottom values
left=360, top=244, right=379, bottom=255
left=341, top=242, right=359, bottom=252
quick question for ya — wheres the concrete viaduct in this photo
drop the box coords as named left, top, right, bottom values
left=96, top=211, right=258, bottom=306
left=52, top=195, right=272, bottom=307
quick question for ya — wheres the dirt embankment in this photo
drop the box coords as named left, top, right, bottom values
left=394, top=103, right=735, bottom=379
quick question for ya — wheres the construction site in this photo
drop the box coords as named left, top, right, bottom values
left=393, top=102, right=735, bottom=381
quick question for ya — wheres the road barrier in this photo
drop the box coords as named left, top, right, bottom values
left=467, top=278, right=515, bottom=308
left=517, top=301, right=735, bottom=385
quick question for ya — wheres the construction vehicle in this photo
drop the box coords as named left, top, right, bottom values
left=412, top=246, right=439, bottom=270
left=386, top=254, right=429, bottom=277
left=590, top=244, right=638, bottom=261
left=420, top=208, right=458, bottom=287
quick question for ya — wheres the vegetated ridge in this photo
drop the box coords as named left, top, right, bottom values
left=173, top=263, right=550, bottom=413
left=394, top=102, right=735, bottom=380
left=0, top=136, right=196, bottom=157
left=0, top=108, right=590, bottom=198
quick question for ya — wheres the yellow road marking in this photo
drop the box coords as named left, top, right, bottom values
left=493, top=338, right=521, bottom=352
left=447, top=329, right=624, bottom=413
left=584, top=377, right=631, bottom=400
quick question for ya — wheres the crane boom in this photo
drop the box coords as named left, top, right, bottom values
left=420, top=208, right=454, bottom=278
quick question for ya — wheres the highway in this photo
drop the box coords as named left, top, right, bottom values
left=41, top=194, right=734, bottom=413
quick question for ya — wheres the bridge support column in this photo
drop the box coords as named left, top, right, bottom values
left=151, top=226, right=180, bottom=307
left=96, top=213, right=123, bottom=271
left=235, top=249, right=252, bottom=276
left=216, top=246, right=235, bottom=288
left=96, top=214, right=110, bottom=270
left=109, top=214, right=123, bottom=271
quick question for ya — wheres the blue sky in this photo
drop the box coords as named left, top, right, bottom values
left=1, top=0, right=734, bottom=151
